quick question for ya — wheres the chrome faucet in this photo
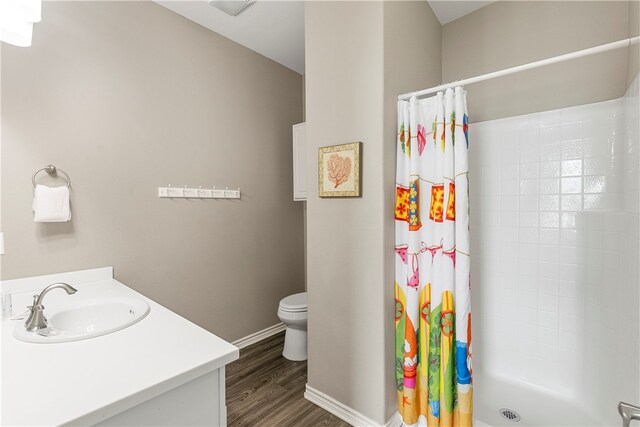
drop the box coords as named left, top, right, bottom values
left=619, top=402, right=640, bottom=427
left=24, top=283, right=77, bottom=331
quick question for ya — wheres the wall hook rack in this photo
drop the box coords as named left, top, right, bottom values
left=158, top=185, right=240, bottom=199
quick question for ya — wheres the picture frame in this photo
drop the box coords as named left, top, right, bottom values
left=318, top=142, right=362, bottom=197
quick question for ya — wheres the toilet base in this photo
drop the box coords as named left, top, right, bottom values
left=282, top=327, right=307, bottom=361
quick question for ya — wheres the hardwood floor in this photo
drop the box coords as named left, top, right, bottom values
left=226, top=332, right=350, bottom=427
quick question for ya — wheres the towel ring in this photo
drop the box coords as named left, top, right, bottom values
left=32, top=165, right=71, bottom=188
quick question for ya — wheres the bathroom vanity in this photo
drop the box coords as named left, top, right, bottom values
left=0, top=267, right=239, bottom=426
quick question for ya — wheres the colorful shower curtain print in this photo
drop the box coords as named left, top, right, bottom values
left=395, top=87, right=472, bottom=427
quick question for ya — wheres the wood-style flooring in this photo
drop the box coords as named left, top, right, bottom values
left=226, top=332, right=351, bottom=427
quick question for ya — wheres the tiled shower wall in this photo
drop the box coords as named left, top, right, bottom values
left=623, top=76, right=640, bottom=214
left=469, top=75, right=639, bottom=417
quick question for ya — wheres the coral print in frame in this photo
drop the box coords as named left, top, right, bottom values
left=318, top=142, right=362, bottom=197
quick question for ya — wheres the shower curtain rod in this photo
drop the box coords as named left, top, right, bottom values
left=398, top=36, right=640, bottom=101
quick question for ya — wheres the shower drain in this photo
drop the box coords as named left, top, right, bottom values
left=499, top=408, right=521, bottom=422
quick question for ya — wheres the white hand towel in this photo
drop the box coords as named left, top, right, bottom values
left=33, top=184, right=71, bottom=222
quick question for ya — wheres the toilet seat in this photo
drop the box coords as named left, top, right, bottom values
left=279, top=292, right=307, bottom=313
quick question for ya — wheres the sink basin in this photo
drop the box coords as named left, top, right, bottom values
left=13, top=297, right=150, bottom=343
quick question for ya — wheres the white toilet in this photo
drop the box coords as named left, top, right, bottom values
left=277, top=292, right=308, bottom=361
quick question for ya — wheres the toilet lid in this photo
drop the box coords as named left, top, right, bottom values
left=279, top=292, right=307, bottom=312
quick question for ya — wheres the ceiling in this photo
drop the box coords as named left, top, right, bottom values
left=153, top=1, right=494, bottom=75
left=427, top=1, right=495, bottom=25
left=153, top=1, right=305, bottom=73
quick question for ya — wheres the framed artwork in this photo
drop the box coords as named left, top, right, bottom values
left=318, top=142, right=362, bottom=197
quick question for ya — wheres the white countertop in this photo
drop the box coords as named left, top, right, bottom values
left=0, top=268, right=239, bottom=426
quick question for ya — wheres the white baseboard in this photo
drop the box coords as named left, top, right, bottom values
left=385, top=411, right=402, bottom=427
left=231, top=322, right=286, bottom=349
left=304, top=385, right=402, bottom=427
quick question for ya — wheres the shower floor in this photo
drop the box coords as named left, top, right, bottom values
left=474, top=373, right=604, bottom=426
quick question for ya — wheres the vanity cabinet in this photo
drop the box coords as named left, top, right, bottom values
left=96, top=369, right=226, bottom=427
left=292, top=122, right=307, bottom=201
left=1, top=267, right=238, bottom=427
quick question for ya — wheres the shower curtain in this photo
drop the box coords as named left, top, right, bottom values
left=395, top=87, right=472, bottom=426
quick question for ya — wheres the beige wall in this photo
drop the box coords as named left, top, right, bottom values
left=305, top=2, right=386, bottom=422
left=0, top=1, right=304, bottom=342
left=443, top=1, right=632, bottom=122
left=628, top=1, right=640, bottom=88
left=302, top=75, right=307, bottom=290
left=305, top=1, right=440, bottom=423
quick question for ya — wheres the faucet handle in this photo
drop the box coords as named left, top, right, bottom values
left=28, top=295, right=42, bottom=310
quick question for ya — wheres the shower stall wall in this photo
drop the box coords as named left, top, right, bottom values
left=469, top=76, right=639, bottom=426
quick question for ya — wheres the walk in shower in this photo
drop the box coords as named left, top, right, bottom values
left=469, top=75, right=639, bottom=426
left=396, top=28, right=639, bottom=424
